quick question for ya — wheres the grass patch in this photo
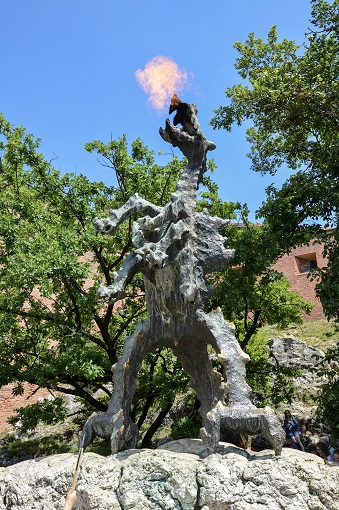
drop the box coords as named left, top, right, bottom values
left=0, top=422, right=112, bottom=465
left=1, top=432, right=75, bottom=461
left=263, top=319, right=339, bottom=352
left=85, top=437, right=111, bottom=456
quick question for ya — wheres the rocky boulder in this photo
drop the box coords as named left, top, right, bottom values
left=269, top=336, right=326, bottom=398
left=0, top=439, right=338, bottom=510
left=269, top=336, right=328, bottom=437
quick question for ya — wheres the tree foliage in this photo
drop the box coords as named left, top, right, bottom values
left=209, top=209, right=313, bottom=348
left=0, top=107, right=315, bottom=441
left=211, top=0, right=339, bottom=320
left=0, top=113, right=186, bottom=433
left=315, top=342, right=339, bottom=439
left=212, top=0, right=339, bottom=430
left=206, top=207, right=312, bottom=406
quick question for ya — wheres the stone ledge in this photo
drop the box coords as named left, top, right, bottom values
left=0, top=439, right=338, bottom=509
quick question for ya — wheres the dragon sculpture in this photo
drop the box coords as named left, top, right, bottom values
left=80, top=96, right=285, bottom=456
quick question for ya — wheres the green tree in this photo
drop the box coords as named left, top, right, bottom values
left=0, top=113, right=186, bottom=434
left=211, top=0, right=339, bottom=429
left=315, top=342, right=339, bottom=439
left=0, top=110, right=316, bottom=445
left=211, top=0, right=339, bottom=320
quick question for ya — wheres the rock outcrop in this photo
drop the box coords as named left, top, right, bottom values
left=269, top=336, right=326, bottom=399
left=269, top=337, right=328, bottom=439
left=1, top=439, right=338, bottom=510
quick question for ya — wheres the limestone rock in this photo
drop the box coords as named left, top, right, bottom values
left=269, top=335, right=324, bottom=369
left=0, top=439, right=338, bottom=509
left=269, top=337, right=328, bottom=437
left=269, top=336, right=326, bottom=399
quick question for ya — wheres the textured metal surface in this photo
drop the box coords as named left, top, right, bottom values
left=81, top=99, right=284, bottom=456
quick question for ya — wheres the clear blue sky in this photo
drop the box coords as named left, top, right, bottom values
left=1, top=1, right=312, bottom=219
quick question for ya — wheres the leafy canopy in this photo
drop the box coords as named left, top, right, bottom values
left=0, top=112, right=186, bottom=431
left=211, top=0, right=339, bottom=321
left=0, top=108, right=313, bottom=438
left=212, top=0, right=339, bottom=433
left=207, top=207, right=312, bottom=407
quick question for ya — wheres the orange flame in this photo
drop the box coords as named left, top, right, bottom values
left=135, top=56, right=193, bottom=111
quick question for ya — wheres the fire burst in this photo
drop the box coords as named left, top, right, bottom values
left=135, top=56, right=193, bottom=111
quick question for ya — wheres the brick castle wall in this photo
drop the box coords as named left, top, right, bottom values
left=270, top=241, right=328, bottom=320
left=0, top=383, right=50, bottom=434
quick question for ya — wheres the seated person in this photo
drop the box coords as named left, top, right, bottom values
left=316, top=441, right=334, bottom=461
left=319, top=435, right=335, bottom=457
left=282, top=410, right=304, bottom=451
left=284, top=435, right=299, bottom=449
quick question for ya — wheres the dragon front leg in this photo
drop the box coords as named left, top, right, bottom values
left=98, top=251, right=143, bottom=303
left=94, top=193, right=163, bottom=236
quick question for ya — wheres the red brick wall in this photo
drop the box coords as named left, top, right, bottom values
left=271, top=241, right=327, bottom=320
left=0, top=383, right=50, bottom=433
